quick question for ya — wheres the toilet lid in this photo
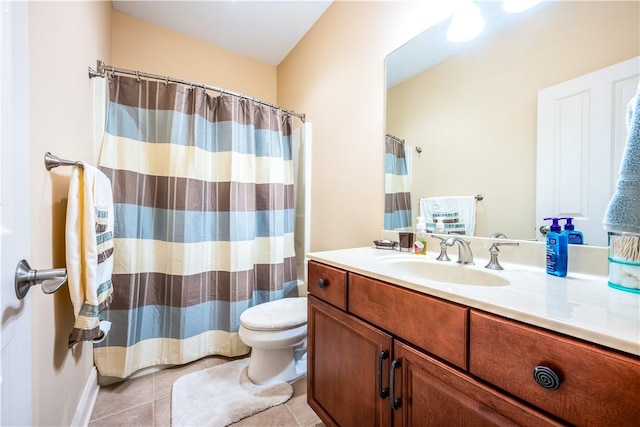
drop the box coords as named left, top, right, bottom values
left=240, top=297, right=307, bottom=331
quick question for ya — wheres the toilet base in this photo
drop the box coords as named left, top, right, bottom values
left=247, top=346, right=307, bottom=385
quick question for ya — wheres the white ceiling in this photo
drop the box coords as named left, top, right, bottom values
left=111, top=0, right=333, bottom=66
left=386, top=1, right=552, bottom=88
left=112, top=1, right=550, bottom=87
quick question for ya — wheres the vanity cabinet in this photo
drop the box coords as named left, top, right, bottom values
left=307, top=261, right=563, bottom=426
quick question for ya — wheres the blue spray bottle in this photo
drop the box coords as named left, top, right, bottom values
left=561, top=217, right=584, bottom=245
left=543, top=217, right=568, bottom=277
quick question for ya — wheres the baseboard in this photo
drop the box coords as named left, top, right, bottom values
left=71, top=367, right=100, bottom=427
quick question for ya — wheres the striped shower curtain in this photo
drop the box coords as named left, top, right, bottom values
left=384, top=134, right=412, bottom=230
left=94, top=75, right=298, bottom=379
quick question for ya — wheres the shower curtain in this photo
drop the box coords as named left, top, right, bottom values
left=94, top=75, right=298, bottom=379
left=384, top=134, right=412, bottom=230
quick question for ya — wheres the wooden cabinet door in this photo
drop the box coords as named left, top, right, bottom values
left=392, top=341, right=563, bottom=427
left=308, top=295, right=393, bottom=427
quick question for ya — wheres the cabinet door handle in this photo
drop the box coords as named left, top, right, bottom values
left=378, top=350, right=389, bottom=399
left=390, top=359, right=402, bottom=410
left=532, top=365, right=561, bottom=390
left=317, top=278, right=326, bottom=288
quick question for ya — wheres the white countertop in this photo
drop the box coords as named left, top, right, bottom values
left=307, top=246, right=640, bottom=357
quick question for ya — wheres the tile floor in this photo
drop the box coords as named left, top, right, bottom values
left=89, top=356, right=325, bottom=427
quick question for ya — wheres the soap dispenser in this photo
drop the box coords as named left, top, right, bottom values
left=543, top=217, right=568, bottom=277
left=414, top=216, right=428, bottom=255
left=561, top=217, right=584, bottom=245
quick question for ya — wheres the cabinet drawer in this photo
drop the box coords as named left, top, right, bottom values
left=349, top=273, right=468, bottom=370
left=469, top=310, right=640, bottom=426
left=307, top=261, right=348, bottom=310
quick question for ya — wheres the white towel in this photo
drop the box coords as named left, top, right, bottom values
left=66, top=163, right=114, bottom=347
left=419, top=196, right=476, bottom=235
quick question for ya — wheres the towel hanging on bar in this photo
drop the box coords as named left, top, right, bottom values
left=65, top=162, right=115, bottom=347
left=419, top=196, right=477, bottom=235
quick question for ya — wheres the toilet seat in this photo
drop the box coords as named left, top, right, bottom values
left=240, top=297, right=307, bottom=331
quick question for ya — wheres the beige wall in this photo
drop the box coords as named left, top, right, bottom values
left=386, top=1, right=640, bottom=239
left=111, top=10, right=277, bottom=103
left=277, top=1, right=440, bottom=251
left=29, top=1, right=111, bottom=425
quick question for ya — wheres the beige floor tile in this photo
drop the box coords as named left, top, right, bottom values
left=286, top=394, right=322, bottom=427
left=89, top=401, right=154, bottom=427
left=205, top=354, right=242, bottom=369
left=153, top=395, right=171, bottom=427
left=291, top=377, right=308, bottom=397
left=90, top=356, right=323, bottom=427
left=90, top=374, right=154, bottom=421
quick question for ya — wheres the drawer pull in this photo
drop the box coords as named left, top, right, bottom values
left=390, top=359, right=402, bottom=410
left=317, top=278, right=326, bottom=288
left=532, top=365, right=561, bottom=390
left=378, top=351, right=389, bottom=399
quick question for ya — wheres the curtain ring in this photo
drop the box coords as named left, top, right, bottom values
left=135, top=70, right=141, bottom=83
left=164, top=76, right=169, bottom=88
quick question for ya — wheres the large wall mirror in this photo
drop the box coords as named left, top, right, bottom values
left=385, top=1, right=639, bottom=246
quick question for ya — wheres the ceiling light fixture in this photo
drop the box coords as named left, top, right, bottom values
left=446, top=0, right=485, bottom=43
left=503, top=0, right=542, bottom=13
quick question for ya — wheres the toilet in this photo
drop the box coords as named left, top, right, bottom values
left=238, top=297, right=308, bottom=385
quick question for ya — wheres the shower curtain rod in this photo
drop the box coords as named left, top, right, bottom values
left=88, top=60, right=305, bottom=122
left=386, top=133, right=405, bottom=144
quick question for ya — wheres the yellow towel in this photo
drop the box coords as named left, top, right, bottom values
left=66, top=163, right=114, bottom=347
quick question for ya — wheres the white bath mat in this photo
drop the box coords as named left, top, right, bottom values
left=171, top=358, right=293, bottom=427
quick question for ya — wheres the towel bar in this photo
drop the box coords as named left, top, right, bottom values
left=15, top=259, right=67, bottom=299
left=44, top=152, right=84, bottom=170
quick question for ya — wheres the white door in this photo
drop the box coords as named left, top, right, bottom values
left=536, top=57, right=640, bottom=246
left=1, top=1, right=32, bottom=425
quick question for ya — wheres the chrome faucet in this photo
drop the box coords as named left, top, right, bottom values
left=484, top=241, right=520, bottom=270
left=444, top=236, right=474, bottom=265
left=431, top=235, right=451, bottom=261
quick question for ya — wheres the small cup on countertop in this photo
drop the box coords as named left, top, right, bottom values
left=398, top=232, right=415, bottom=252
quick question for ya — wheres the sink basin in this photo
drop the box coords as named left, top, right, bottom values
left=379, top=258, right=509, bottom=287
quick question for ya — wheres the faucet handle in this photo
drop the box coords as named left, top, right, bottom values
left=485, top=241, right=519, bottom=270
left=431, top=235, right=451, bottom=261
left=489, top=241, right=519, bottom=250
